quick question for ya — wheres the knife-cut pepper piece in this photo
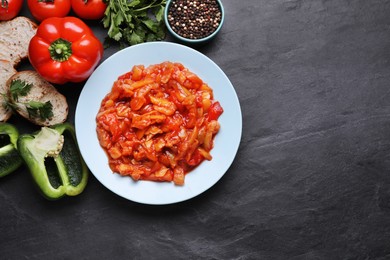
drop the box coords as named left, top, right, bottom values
left=17, top=123, right=88, bottom=199
left=0, top=123, right=22, bottom=177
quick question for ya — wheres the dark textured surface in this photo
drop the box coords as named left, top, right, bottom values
left=1, top=0, right=390, bottom=259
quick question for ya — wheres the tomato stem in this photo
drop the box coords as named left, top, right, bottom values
left=1, top=0, right=8, bottom=9
left=48, top=38, right=72, bottom=62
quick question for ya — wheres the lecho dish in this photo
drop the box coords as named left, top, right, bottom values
left=75, top=42, right=242, bottom=205
left=96, top=61, right=223, bottom=186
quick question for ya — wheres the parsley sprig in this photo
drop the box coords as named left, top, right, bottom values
left=9, top=79, right=54, bottom=121
left=10, top=79, right=32, bottom=102
left=26, top=101, right=54, bottom=121
left=102, top=0, right=167, bottom=47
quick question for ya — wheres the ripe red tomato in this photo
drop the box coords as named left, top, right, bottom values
left=0, top=0, right=23, bottom=21
left=27, top=0, right=71, bottom=22
left=71, top=0, right=107, bottom=20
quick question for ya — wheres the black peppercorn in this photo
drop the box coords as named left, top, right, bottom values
left=167, top=0, right=222, bottom=40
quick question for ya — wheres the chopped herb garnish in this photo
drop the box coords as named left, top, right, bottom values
left=26, top=101, right=54, bottom=121
left=10, top=79, right=33, bottom=102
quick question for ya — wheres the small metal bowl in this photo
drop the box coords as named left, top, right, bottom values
left=164, top=0, right=225, bottom=45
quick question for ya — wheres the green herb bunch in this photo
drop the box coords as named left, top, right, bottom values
left=103, top=0, right=167, bottom=47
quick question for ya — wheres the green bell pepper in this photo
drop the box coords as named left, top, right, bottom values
left=0, top=123, right=22, bottom=177
left=17, top=123, right=88, bottom=199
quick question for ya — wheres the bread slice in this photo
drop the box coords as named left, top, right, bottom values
left=0, top=60, right=16, bottom=122
left=0, top=16, right=37, bottom=67
left=6, top=71, right=68, bottom=126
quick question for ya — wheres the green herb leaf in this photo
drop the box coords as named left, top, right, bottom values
left=154, top=5, right=164, bottom=22
left=114, top=11, right=125, bottom=26
left=129, top=31, right=144, bottom=45
left=26, top=101, right=54, bottom=121
left=10, top=80, right=32, bottom=102
left=129, top=0, right=141, bottom=7
left=142, top=19, right=158, bottom=33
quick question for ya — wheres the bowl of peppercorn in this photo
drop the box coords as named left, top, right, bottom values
left=164, top=0, right=225, bottom=44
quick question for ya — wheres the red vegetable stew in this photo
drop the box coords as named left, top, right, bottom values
left=96, top=62, right=223, bottom=185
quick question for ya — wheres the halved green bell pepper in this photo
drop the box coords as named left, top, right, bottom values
left=17, top=123, right=88, bottom=199
left=0, top=123, right=22, bottom=177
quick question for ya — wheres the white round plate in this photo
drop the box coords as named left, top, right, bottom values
left=75, top=42, right=242, bottom=205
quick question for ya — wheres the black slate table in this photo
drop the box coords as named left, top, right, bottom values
left=1, top=0, right=390, bottom=259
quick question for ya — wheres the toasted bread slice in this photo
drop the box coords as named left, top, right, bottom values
left=0, top=16, right=37, bottom=67
left=0, top=60, right=16, bottom=122
left=7, top=71, right=68, bottom=126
